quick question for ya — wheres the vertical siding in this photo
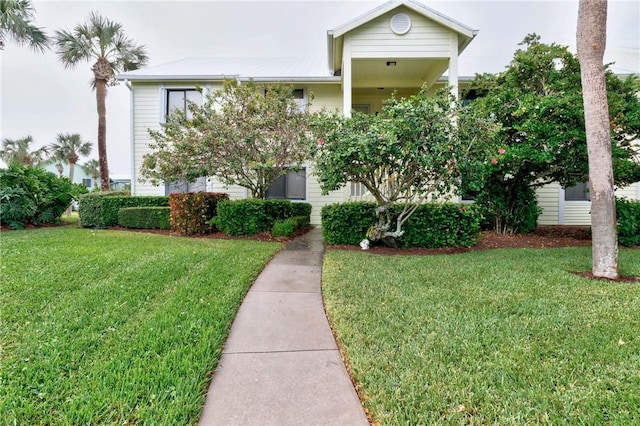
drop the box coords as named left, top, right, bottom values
left=350, top=7, right=452, bottom=59
left=536, top=183, right=560, bottom=225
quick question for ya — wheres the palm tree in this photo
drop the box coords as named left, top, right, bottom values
left=1, top=135, right=48, bottom=166
left=81, top=159, right=100, bottom=189
left=0, top=0, right=48, bottom=51
left=577, top=0, right=618, bottom=279
left=48, top=133, right=92, bottom=183
left=53, top=12, right=147, bottom=190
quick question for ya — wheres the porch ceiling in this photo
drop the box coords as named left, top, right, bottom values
left=351, top=58, right=449, bottom=89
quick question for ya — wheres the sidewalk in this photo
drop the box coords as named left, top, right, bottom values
left=198, top=227, right=369, bottom=425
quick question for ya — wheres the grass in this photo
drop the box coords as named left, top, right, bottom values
left=323, top=247, right=640, bottom=425
left=0, top=225, right=281, bottom=424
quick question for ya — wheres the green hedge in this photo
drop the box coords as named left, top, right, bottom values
left=117, top=207, right=170, bottom=230
left=617, top=197, right=640, bottom=247
left=169, top=192, right=229, bottom=235
left=216, top=199, right=312, bottom=236
left=271, top=215, right=311, bottom=237
left=77, top=191, right=129, bottom=228
left=321, top=202, right=482, bottom=248
left=78, top=193, right=168, bottom=228
left=103, top=196, right=169, bottom=227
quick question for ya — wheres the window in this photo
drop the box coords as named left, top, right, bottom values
left=82, top=178, right=91, bottom=188
left=292, top=88, right=305, bottom=110
left=165, top=177, right=207, bottom=195
left=350, top=182, right=368, bottom=197
left=166, top=89, right=202, bottom=119
left=565, top=182, right=590, bottom=201
left=266, top=169, right=306, bottom=200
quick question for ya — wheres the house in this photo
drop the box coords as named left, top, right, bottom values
left=117, top=0, right=639, bottom=226
left=43, top=162, right=96, bottom=188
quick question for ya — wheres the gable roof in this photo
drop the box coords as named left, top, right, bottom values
left=327, top=0, right=478, bottom=74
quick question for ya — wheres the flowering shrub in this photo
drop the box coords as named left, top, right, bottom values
left=460, top=34, right=640, bottom=234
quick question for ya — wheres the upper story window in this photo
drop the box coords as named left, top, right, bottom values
left=565, top=182, right=590, bottom=201
left=166, top=89, right=202, bottom=119
left=266, top=168, right=306, bottom=200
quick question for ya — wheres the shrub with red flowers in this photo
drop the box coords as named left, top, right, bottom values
left=459, top=34, right=640, bottom=234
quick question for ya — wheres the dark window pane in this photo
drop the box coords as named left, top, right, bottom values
left=565, top=182, right=590, bottom=201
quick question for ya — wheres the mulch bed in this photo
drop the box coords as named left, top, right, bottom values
left=3, top=223, right=637, bottom=282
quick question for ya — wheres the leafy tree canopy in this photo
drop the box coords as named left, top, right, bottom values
left=141, top=80, right=314, bottom=199
left=460, top=34, right=640, bottom=234
left=311, top=88, right=484, bottom=245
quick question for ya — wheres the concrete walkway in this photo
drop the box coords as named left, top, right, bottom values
left=199, top=227, right=369, bottom=425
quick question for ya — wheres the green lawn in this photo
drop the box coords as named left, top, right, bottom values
left=323, top=247, right=640, bottom=425
left=0, top=226, right=281, bottom=424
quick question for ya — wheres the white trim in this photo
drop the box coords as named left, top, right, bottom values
left=158, top=84, right=166, bottom=124
left=449, top=33, right=459, bottom=100
left=343, top=34, right=352, bottom=117
left=558, top=187, right=565, bottom=224
left=329, top=0, right=476, bottom=40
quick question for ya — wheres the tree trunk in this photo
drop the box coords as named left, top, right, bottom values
left=95, top=78, right=110, bottom=191
left=577, top=0, right=618, bottom=279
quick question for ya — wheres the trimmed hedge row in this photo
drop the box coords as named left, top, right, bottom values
left=78, top=191, right=130, bottom=227
left=169, top=192, right=229, bottom=235
left=321, top=202, right=482, bottom=248
left=216, top=199, right=312, bottom=236
left=617, top=197, right=640, bottom=247
left=102, top=196, right=169, bottom=227
left=117, top=207, right=171, bottom=230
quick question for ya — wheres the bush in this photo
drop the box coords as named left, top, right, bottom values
left=321, top=202, right=482, bottom=248
left=0, top=163, right=86, bottom=229
left=217, top=199, right=312, bottom=236
left=102, top=196, right=169, bottom=227
left=321, top=202, right=378, bottom=246
left=617, top=197, right=640, bottom=247
left=117, top=207, right=171, bottom=230
left=271, top=215, right=310, bottom=237
left=169, top=192, right=228, bottom=235
left=271, top=219, right=296, bottom=237
left=78, top=191, right=130, bottom=228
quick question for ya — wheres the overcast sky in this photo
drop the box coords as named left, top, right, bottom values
left=1, top=0, right=638, bottom=175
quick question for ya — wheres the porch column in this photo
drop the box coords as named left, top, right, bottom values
left=343, top=34, right=352, bottom=117
left=449, top=33, right=459, bottom=100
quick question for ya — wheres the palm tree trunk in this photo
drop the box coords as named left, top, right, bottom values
left=66, top=161, right=76, bottom=216
left=577, top=0, right=618, bottom=279
left=96, top=78, right=110, bottom=191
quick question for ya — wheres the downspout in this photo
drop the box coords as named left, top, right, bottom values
left=124, top=79, right=136, bottom=195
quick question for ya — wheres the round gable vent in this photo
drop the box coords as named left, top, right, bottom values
left=390, top=13, right=412, bottom=35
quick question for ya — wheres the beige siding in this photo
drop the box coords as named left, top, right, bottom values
left=616, top=182, right=638, bottom=200
left=350, top=8, right=452, bottom=59
left=536, top=183, right=560, bottom=225
left=209, top=180, right=248, bottom=199
left=306, top=164, right=347, bottom=224
left=564, top=203, right=591, bottom=225
left=307, top=84, right=343, bottom=113
left=131, top=82, right=163, bottom=195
